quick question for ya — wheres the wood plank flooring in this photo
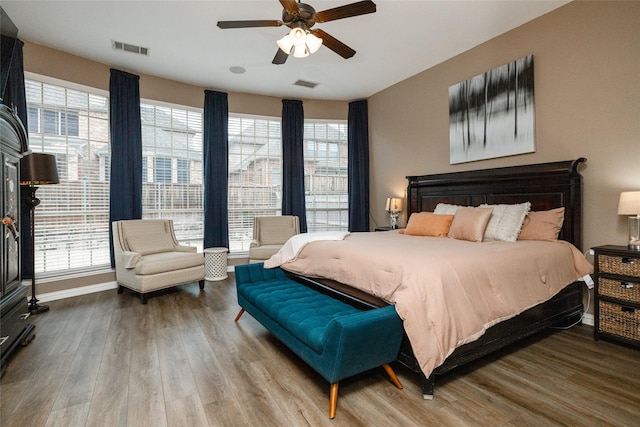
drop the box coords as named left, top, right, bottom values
left=1, top=275, right=638, bottom=426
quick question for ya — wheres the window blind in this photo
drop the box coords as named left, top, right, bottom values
left=303, top=121, right=349, bottom=232
left=140, top=103, right=204, bottom=250
left=228, top=115, right=282, bottom=253
left=25, top=79, right=111, bottom=275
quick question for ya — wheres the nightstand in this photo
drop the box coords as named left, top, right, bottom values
left=592, top=245, right=640, bottom=347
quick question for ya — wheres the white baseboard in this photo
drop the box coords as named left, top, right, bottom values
left=36, top=281, right=118, bottom=303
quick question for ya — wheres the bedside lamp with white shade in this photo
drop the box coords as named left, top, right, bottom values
left=617, top=191, right=640, bottom=250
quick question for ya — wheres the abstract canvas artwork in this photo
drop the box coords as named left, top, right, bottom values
left=449, top=55, right=535, bottom=164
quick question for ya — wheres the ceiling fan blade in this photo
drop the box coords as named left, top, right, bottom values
left=272, top=48, right=289, bottom=65
left=311, top=29, right=356, bottom=59
left=217, top=20, right=283, bottom=29
left=279, top=0, right=300, bottom=14
left=314, top=0, right=376, bottom=23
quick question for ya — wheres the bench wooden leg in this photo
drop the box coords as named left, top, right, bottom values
left=329, top=382, right=339, bottom=419
left=382, top=364, right=403, bottom=389
left=234, top=308, right=245, bottom=322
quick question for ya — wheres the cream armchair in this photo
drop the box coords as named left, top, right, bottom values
left=249, top=215, right=300, bottom=263
left=112, top=219, right=205, bottom=304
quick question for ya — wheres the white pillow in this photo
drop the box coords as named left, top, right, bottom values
left=433, top=203, right=464, bottom=215
left=479, top=202, right=531, bottom=242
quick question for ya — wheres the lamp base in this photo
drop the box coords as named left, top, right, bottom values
left=628, top=243, right=640, bottom=251
left=28, top=297, right=49, bottom=315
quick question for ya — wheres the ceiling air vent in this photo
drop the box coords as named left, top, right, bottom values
left=112, top=40, right=149, bottom=56
left=294, top=79, right=318, bottom=89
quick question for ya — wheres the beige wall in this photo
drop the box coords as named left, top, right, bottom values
left=369, top=1, right=640, bottom=256
left=23, top=41, right=348, bottom=119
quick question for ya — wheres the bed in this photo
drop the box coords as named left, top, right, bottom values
left=271, top=158, right=590, bottom=398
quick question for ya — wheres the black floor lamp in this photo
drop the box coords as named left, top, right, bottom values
left=20, top=152, right=59, bottom=315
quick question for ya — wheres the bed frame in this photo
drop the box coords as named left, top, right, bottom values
left=289, top=158, right=587, bottom=399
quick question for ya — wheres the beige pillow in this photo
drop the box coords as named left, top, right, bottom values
left=448, top=207, right=494, bottom=242
left=126, top=233, right=175, bottom=255
left=479, top=202, right=531, bottom=242
left=518, top=207, right=565, bottom=241
left=402, top=212, right=455, bottom=237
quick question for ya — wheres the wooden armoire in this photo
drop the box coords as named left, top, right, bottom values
left=0, top=103, right=34, bottom=375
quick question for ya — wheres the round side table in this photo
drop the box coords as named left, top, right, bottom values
left=204, top=247, right=228, bottom=281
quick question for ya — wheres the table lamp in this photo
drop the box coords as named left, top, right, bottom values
left=617, top=191, right=640, bottom=250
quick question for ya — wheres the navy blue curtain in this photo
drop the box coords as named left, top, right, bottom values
left=347, top=99, right=370, bottom=232
left=1, top=37, right=33, bottom=278
left=281, top=99, right=307, bottom=232
left=203, top=90, right=229, bottom=249
left=1, top=37, right=27, bottom=126
left=108, top=69, right=142, bottom=267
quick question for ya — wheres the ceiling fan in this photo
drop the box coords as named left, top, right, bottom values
left=217, top=0, right=376, bottom=64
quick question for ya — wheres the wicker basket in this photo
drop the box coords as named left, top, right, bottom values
left=598, top=300, right=640, bottom=342
left=598, top=277, right=640, bottom=304
left=598, top=254, right=640, bottom=277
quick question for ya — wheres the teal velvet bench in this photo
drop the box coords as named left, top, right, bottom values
left=234, top=263, right=404, bottom=419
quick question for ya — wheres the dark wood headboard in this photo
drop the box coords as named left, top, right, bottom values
left=406, top=158, right=586, bottom=250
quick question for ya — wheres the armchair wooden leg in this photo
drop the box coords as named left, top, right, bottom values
left=117, top=284, right=124, bottom=294
left=199, top=279, right=205, bottom=291
left=329, top=382, right=339, bottom=419
left=140, top=293, right=148, bottom=305
left=234, top=308, right=245, bottom=322
left=382, top=364, right=403, bottom=389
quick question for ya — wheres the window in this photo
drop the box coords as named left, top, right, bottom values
left=140, top=103, right=204, bottom=249
left=303, top=121, right=349, bottom=232
left=228, top=115, right=282, bottom=252
left=25, top=77, right=111, bottom=275
left=154, top=157, right=172, bottom=183
left=28, top=107, right=79, bottom=137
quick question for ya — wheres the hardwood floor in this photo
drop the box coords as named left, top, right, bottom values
left=1, top=275, right=638, bottom=427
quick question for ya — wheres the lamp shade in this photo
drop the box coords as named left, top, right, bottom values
left=20, top=153, right=60, bottom=186
left=385, top=197, right=402, bottom=212
left=617, top=191, right=640, bottom=215
left=306, top=32, right=323, bottom=54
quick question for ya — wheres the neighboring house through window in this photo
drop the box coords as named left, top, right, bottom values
left=303, top=121, right=349, bottom=232
left=25, top=75, right=111, bottom=275
left=140, top=102, right=204, bottom=249
left=228, top=115, right=282, bottom=252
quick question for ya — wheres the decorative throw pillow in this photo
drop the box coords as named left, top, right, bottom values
left=403, top=212, right=455, bottom=237
left=433, top=203, right=463, bottom=215
left=518, top=207, right=565, bottom=241
left=479, top=202, right=531, bottom=242
left=447, top=207, right=494, bottom=242
left=126, top=233, right=175, bottom=255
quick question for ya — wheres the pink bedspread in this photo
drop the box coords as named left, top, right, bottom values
left=268, top=231, right=593, bottom=379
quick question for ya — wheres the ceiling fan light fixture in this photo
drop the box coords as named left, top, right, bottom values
left=306, top=32, right=323, bottom=54
left=277, top=34, right=294, bottom=54
left=277, top=27, right=322, bottom=58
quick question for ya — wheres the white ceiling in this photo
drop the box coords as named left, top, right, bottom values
left=2, top=0, right=569, bottom=101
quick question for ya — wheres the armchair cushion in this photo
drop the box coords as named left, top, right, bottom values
left=126, top=233, right=175, bottom=255
left=249, top=215, right=300, bottom=262
left=248, top=244, right=285, bottom=261
left=134, top=251, right=204, bottom=275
